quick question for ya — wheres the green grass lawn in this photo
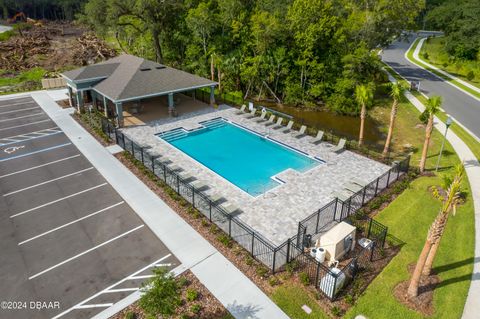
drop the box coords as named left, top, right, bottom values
left=421, top=37, right=480, bottom=90
left=271, top=284, right=330, bottom=319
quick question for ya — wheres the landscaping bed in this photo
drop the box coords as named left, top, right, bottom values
left=72, top=111, right=114, bottom=146
left=110, top=270, right=232, bottom=319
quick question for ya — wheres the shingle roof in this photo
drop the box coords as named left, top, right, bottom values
left=61, top=54, right=217, bottom=102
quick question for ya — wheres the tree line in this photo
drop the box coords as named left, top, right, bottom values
left=79, top=0, right=424, bottom=114
left=0, top=0, right=86, bottom=21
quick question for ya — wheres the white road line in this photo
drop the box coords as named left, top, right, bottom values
left=155, top=263, right=173, bottom=267
left=0, top=119, right=50, bottom=131
left=10, top=183, right=108, bottom=218
left=0, top=100, right=35, bottom=108
left=128, top=275, right=154, bottom=280
left=52, top=254, right=172, bottom=319
left=28, top=225, right=145, bottom=280
left=0, top=106, right=39, bottom=115
left=74, top=304, right=113, bottom=309
left=3, top=167, right=94, bottom=197
left=18, top=202, right=125, bottom=245
left=0, top=126, right=58, bottom=141
left=104, top=288, right=139, bottom=293
left=0, top=154, right=81, bottom=179
left=0, top=112, right=44, bottom=123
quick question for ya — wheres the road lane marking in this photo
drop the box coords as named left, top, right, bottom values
left=28, top=225, right=145, bottom=280
left=18, top=202, right=125, bottom=245
left=3, top=167, right=94, bottom=197
left=0, top=119, right=51, bottom=131
left=0, top=142, right=72, bottom=162
left=10, top=183, right=108, bottom=218
left=74, top=304, right=113, bottom=309
left=0, top=112, right=44, bottom=123
left=0, top=154, right=81, bottom=179
left=103, top=288, right=139, bottom=293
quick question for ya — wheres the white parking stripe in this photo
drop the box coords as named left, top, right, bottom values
left=0, top=106, right=39, bottom=115
left=0, top=154, right=81, bottom=179
left=0, top=100, right=35, bottom=108
left=0, top=119, right=51, bottom=131
left=74, top=304, right=113, bottom=309
left=52, top=254, right=172, bottom=318
left=103, top=288, right=139, bottom=293
left=128, top=274, right=154, bottom=280
left=10, top=183, right=108, bottom=218
left=18, top=202, right=125, bottom=245
left=0, top=126, right=58, bottom=141
left=3, top=167, right=94, bottom=197
left=28, top=225, right=145, bottom=280
left=0, top=112, right=44, bottom=123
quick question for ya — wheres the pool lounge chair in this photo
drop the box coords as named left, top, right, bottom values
left=292, top=125, right=307, bottom=138
left=330, top=138, right=346, bottom=153
left=280, top=120, right=294, bottom=133
left=311, top=130, right=324, bottom=145
left=166, top=164, right=182, bottom=172
left=207, top=192, right=224, bottom=204
left=271, top=118, right=284, bottom=129
left=344, top=182, right=363, bottom=193
left=333, top=190, right=351, bottom=202
left=352, top=178, right=368, bottom=187
left=236, top=104, right=247, bottom=114
left=254, top=111, right=268, bottom=122
left=243, top=108, right=257, bottom=118
left=263, top=115, right=275, bottom=126
left=222, top=203, right=239, bottom=215
left=178, top=172, right=194, bottom=181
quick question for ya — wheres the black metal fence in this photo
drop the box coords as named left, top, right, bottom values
left=100, top=116, right=407, bottom=300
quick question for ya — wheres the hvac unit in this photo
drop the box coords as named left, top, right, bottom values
left=319, top=222, right=356, bottom=262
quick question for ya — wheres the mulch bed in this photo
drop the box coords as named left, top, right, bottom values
left=393, top=263, right=440, bottom=316
left=72, top=113, right=114, bottom=147
left=56, top=99, right=71, bottom=109
left=110, top=270, right=230, bottom=319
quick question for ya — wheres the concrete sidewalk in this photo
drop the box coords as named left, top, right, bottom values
left=23, top=92, right=289, bottom=319
left=391, top=80, right=480, bottom=319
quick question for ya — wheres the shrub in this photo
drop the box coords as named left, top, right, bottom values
left=217, top=234, right=233, bottom=248
left=285, top=260, right=299, bottom=275
left=422, top=52, right=429, bottom=60
left=331, top=306, right=342, bottom=317
left=190, top=304, right=202, bottom=314
left=201, top=219, right=209, bottom=227
left=186, top=288, right=198, bottom=302
left=443, top=62, right=448, bottom=68
left=245, top=255, right=254, bottom=266
left=209, top=224, right=219, bottom=234
left=177, top=277, right=189, bottom=288
left=139, top=267, right=180, bottom=317
left=345, top=294, right=355, bottom=305
left=124, top=311, right=136, bottom=319
left=467, top=70, right=475, bottom=81
left=299, top=272, right=310, bottom=285
left=268, top=276, right=280, bottom=286
left=256, top=266, right=269, bottom=278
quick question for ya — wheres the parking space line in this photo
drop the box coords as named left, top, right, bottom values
left=18, top=202, right=125, bottom=245
left=0, top=154, right=81, bottom=179
left=0, top=142, right=72, bottom=162
left=103, top=288, right=139, bottom=294
left=10, top=183, right=108, bottom=218
left=52, top=254, right=172, bottom=318
left=0, top=106, right=39, bottom=115
left=75, top=304, right=114, bottom=309
left=28, top=225, right=145, bottom=280
left=0, top=112, right=44, bottom=123
left=0, top=101, right=35, bottom=108
left=0, top=119, right=51, bottom=131
left=128, top=274, right=154, bottom=280
left=0, top=126, right=58, bottom=141
left=3, top=167, right=94, bottom=197
left=0, top=130, right=62, bottom=147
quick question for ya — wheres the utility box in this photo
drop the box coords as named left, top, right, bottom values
left=320, top=222, right=356, bottom=262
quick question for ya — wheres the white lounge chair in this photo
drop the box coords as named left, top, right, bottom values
left=352, top=178, right=368, bottom=187
left=243, top=108, right=257, bottom=118
left=280, top=120, right=294, bottom=133
left=236, top=105, right=247, bottom=114
left=311, top=130, right=324, bottom=145
left=254, top=111, right=267, bottom=122
left=191, top=180, right=208, bottom=190
left=222, top=203, right=239, bottom=215
left=207, top=192, right=224, bottom=204
left=330, top=138, right=346, bottom=153
left=263, top=115, right=275, bottom=126
left=292, top=125, right=307, bottom=138
left=344, top=182, right=363, bottom=193
left=333, top=190, right=351, bottom=202
left=271, top=118, right=284, bottom=129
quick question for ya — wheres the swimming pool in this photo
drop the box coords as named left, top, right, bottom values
left=158, top=118, right=321, bottom=196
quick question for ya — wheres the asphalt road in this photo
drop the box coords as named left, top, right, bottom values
left=0, top=96, right=178, bottom=319
left=381, top=33, right=480, bottom=140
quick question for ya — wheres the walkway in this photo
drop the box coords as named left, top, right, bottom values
left=387, top=74, right=480, bottom=319
left=16, top=91, right=289, bottom=319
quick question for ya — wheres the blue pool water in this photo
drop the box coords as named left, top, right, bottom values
left=158, top=119, right=320, bottom=196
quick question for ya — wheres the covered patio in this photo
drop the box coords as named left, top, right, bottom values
left=61, top=54, right=217, bottom=127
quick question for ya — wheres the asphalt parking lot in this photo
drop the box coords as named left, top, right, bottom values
left=0, top=96, right=179, bottom=319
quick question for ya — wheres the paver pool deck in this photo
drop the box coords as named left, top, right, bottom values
left=122, top=106, right=390, bottom=245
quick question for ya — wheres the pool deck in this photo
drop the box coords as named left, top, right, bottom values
left=121, top=105, right=390, bottom=245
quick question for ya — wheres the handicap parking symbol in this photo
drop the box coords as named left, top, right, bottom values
left=4, top=145, right=25, bottom=154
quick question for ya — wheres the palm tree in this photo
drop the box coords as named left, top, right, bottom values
left=355, top=84, right=374, bottom=147
left=382, top=83, right=404, bottom=158
left=419, top=96, right=442, bottom=173
left=407, top=164, right=465, bottom=298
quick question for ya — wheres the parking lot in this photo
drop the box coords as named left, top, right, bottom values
left=0, top=96, right=179, bottom=319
